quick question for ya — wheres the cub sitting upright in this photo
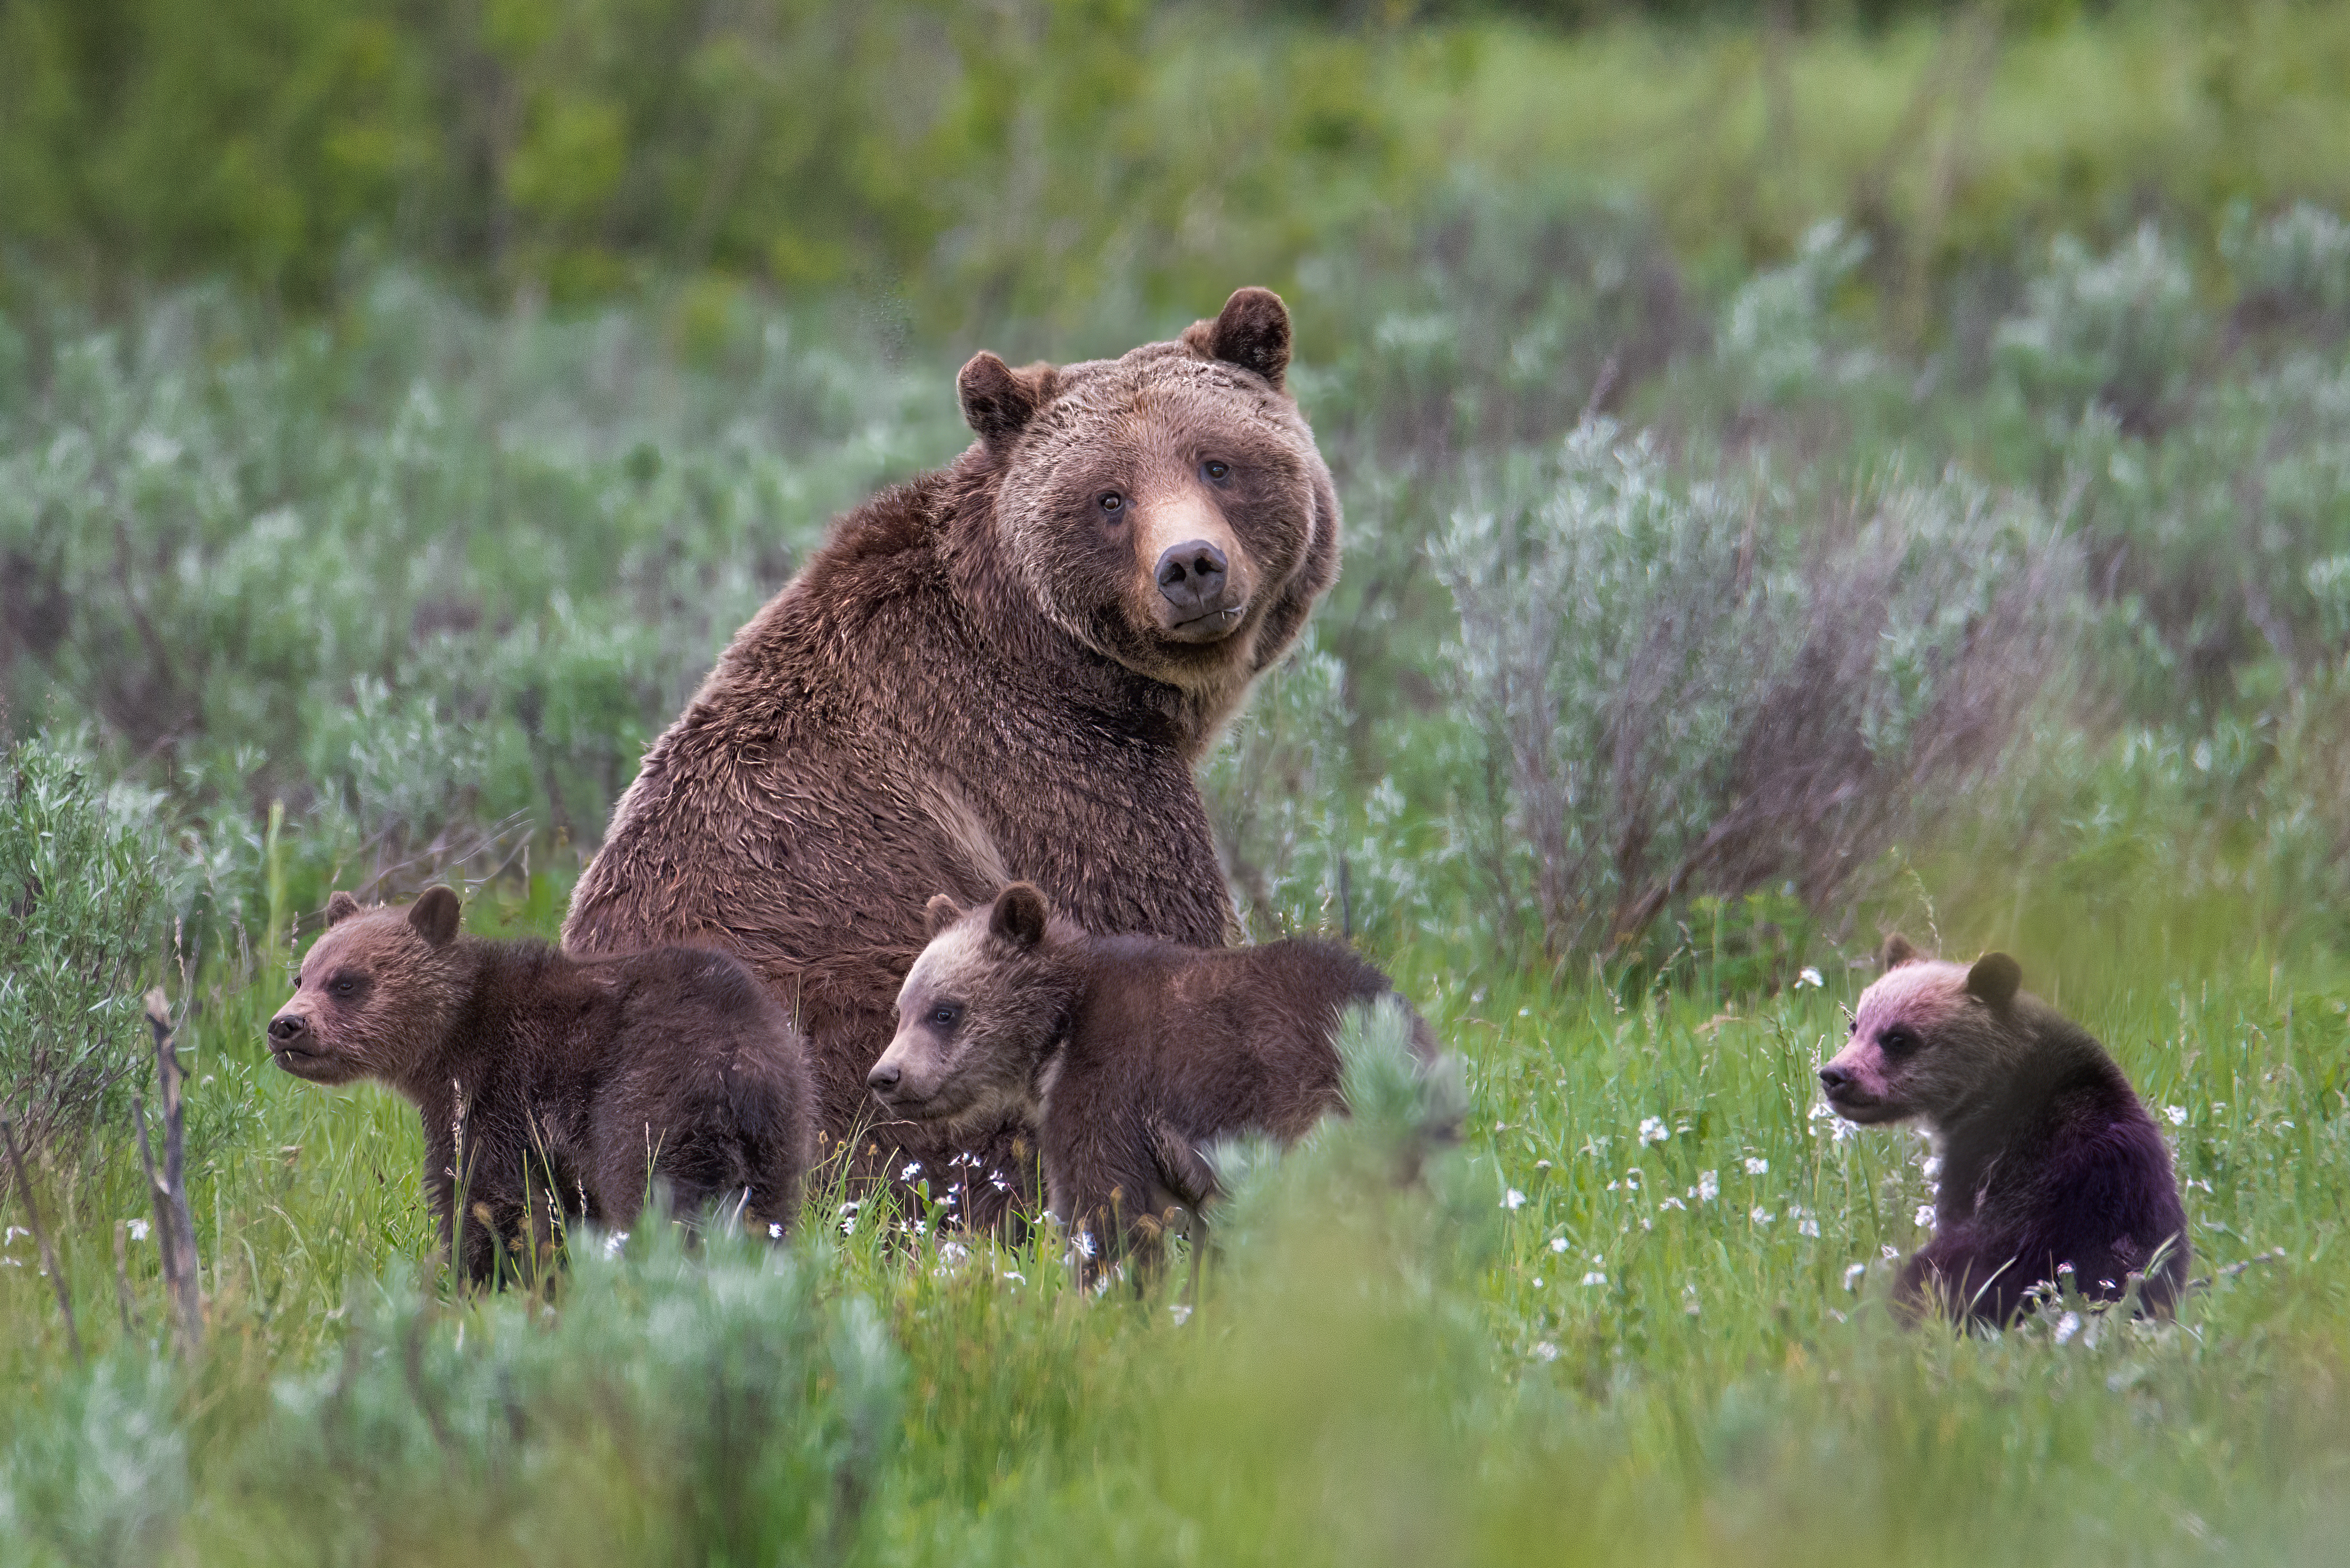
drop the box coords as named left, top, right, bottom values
left=1817, top=935, right=2188, bottom=1326
left=268, top=887, right=812, bottom=1283
left=865, top=883, right=1446, bottom=1271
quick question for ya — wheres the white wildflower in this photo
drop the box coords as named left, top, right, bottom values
left=1550, top=1237, right=1570, bottom=1253
left=1503, top=1188, right=1527, bottom=1210
left=127, top=1219, right=151, bottom=1242
left=1532, top=1341, right=1561, bottom=1362
left=1581, top=1271, right=1607, bottom=1287
left=2054, top=1311, right=2083, bottom=1345
left=1796, top=966, right=1824, bottom=989
left=769, top=1222, right=784, bottom=1239
left=1695, top=1170, right=1719, bottom=1202
left=900, top=1161, right=923, bottom=1182
left=1750, top=1207, right=1774, bottom=1224
left=1881, top=1245, right=1899, bottom=1260
left=1170, top=1304, right=1192, bottom=1326
left=2164, top=1105, right=2188, bottom=1127
left=999, top=1270, right=1026, bottom=1285
left=603, top=1230, right=629, bottom=1259
left=1658, top=1196, right=1686, bottom=1212
left=1072, top=1230, right=1096, bottom=1259
left=4, top=1226, right=29, bottom=1244
left=1638, top=1116, right=1670, bottom=1145
left=1744, top=1156, right=1769, bottom=1176
left=1843, top=1262, right=1867, bottom=1291
left=1920, top=1155, right=1942, bottom=1181
left=1532, top=1278, right=1545, bottom=1290
left=1914, top=1204, right=1935, bottom=1228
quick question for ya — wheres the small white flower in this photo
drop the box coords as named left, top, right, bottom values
left=1744, top=1157, right=1769, bottom=1176
left=1503, top=1188, right=1527, bottom=1211
left=1750, top=1207, right=1774, bottom=1224
left=1799, top=1216, right=1820, bottom=1238
left=1623, top=1168, right=1642, bottom=1190
left=1170, top=1304, right=1192, bottom=1326
left=1072, top=1230, right=1096, bottom=1259
left=2164, top=1105, right=2188, bottom=1127
left=603, top=1230, right=629, bottom=1259
left=1531, top=1278, right=1545, bottom=1290
left=2054, top=1311, right=2083, bottom=1345
left=1881, top=1244, right=1899, bottom=1260
left=769, top=1222, right=784, bottom=1239
left=937, top=1239, right=970, bottom=1264
left=1695, top=1170, right=1719, bottom=1202
left=900, top=1161, right=923, bottom=1182
left=1638, top=1116, right=1670, bottom=1145
left=839, top=1200, right=862, bottom=1215
left=1914, top=1204, right=1935, bottom=1228
left=1532, top=1341, right=1561, bottom=1362
left=1658, top=1196, right=1686, bottom=1211
left=5, top=1226, right=29, bottom=1244
left=1550, top=1237, right=1570, bottom=1254
left=1796, top=966, right=1824, bottom=989
left=1843, top=1262, right=1867, bottom=1291
left=999, top=1270, right=1026, bottom=1285
left=1920, top=1155, right=1943, bottom=1182
left=1581, top=1271, right=1607, bottom=1287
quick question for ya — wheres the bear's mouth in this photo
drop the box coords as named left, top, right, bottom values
left=1158, top=602, right=1247, bottom=644
left=1822, top=1088, right=1902, bottom=1125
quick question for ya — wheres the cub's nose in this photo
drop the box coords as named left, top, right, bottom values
left=1817, top=1063, right=1852, bottom=1094
left=867, top=1060, right=902, bottom=1093
left=267, top=1013, right=309, bottom=1046
left=1155, top=539, right=1230, bottom=616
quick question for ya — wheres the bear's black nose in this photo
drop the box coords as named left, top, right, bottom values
left=268, top=1014, right=309, bottom=1045
left=1817, top=1064, right=1852, bottom=1094
left=1155, top=539, right=1230, bottom=616
left=867, top=1061, right=901, bottom=1092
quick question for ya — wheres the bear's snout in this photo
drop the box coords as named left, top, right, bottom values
left=1817, top=1062, right=1853, bottom=1094
left=867, top=1058, right=902, bottom=1092
left=1155, top=538, right=1233, bottom=620
left=267, top=1011, right=310, bottom=1047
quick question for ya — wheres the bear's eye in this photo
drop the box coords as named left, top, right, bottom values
left=930, top=1004, right=961, bottom=1030
left=1200, top=459, right=1230, bottom=483
left=1880, top=1025, right=1920, bottom=1056
left=1097, top=491, right=1125, bottom=517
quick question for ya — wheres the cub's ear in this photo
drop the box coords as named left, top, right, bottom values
left=1879, top=933, right=1923, bottom=972
left=957, top=353, right=1057, bottom=453
left=989, top=883, right=1049, bottom=950
left=325, top=891, right=362, bottom=928
left=1965, top=952, right=2023, bottom=1008
left=923, top=893, right=964, bottom=940
left=1183, top=286, right=1290, bottom=390
left=408, top=885, right=463, bottom=948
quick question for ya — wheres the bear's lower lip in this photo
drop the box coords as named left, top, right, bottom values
left=1160, top=604, right=1247, bottom=644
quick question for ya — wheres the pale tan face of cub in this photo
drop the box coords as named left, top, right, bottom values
left=266, top=887, right=463, bottom=1086
left=868, top=885, right=1064, bottom=1130
left=1816, top=935, right=2026, bottom=1130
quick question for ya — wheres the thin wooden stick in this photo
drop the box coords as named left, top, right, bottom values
left=1, top=1115, right=82, bottom=1364
left=141, top=990, right=204, bottom=1355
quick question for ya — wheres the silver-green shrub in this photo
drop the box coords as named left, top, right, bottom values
left=0, top=735, right=170, bottom=1155
left=1436, top=424, right=2074, bottom=967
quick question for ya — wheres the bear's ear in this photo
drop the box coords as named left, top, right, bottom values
left=958, top=353, right=1057, bottom=453
left=408, top=885, right=463, bottom=948
left=1965, top=952, right=2022, bottom=1008
left=325, top=891, right=361, bottom=928
left=989, top=883, right=1049, bottom=950
left=1183, top=286, right=1290, bottom=390
left=924, top=893, right=963, bottom=940
left=1879, top=933, right=1923, bottom=972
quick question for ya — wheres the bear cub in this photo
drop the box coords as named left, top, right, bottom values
left=269, top=887, right=812, bottom=1283
left=1818, top=935, right=2188, bottom=1325
left=866, top=883, right=1444, bottom=1271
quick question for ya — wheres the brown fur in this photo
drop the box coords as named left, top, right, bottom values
left=868, top=884, right=1444, bottom=1272
left=269, top=888, right=813, bottom=1283
left=1819, top=935, right=2189, bottom=1325
left=562, top=290, right=1341, bottom=1221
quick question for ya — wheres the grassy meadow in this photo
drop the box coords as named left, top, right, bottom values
left=9, top=3, right=2350, bottom=1563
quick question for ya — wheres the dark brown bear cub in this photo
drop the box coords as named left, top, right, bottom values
left=1818, top=935, right=2189, bottom=1326
left=865, top=883, right=1443, bottom=1271
left=269, top=887, right=812, bottom=1283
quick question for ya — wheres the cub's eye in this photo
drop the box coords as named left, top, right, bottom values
left=1200, top=459, right=1230, bottom=483
left=1880, top=1026, right=1920, bottom=1056
left=1097, top=491, right=1125, bottom=517
left=930, top=1004, right=961, bottom=1030
left=331, top=978, right=356, bottom=997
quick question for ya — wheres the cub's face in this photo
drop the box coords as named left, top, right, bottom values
left=869, top=886, right=1066, bottom=1129
left=959, top=288, right=1336, bottom=696
left=266, top=887, right=462, bottom=1086
left=1817, top=938, right=2025, bottom=1129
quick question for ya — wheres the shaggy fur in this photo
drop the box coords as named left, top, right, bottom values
left=1818, top=934, right=2189, bottom=1325
left=269, top=888, right=812, bottom=1283
left=867, top=884, right=1445, bottom=1272
left=563, top=290, right=1341, bottom=1223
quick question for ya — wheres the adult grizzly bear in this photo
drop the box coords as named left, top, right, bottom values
left=1818, top=935, right=2189, bottom=1326
left=564, top=289, right=1340, bottom=1223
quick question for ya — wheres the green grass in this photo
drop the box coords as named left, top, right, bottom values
left=3, top=898, right=2345, bottom=1565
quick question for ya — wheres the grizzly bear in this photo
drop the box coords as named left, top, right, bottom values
left=1817, top=935, right=2189, bottom=1326
left=268, top=887, right=812, bottom=1284
left=865, top=884, right=1445, bottom=1271
left=562, top=289, right=1340, bottom=1223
